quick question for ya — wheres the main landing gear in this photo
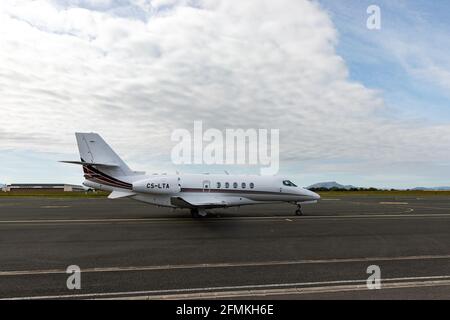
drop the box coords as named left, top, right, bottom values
left=191, top=208, right=208, bottom=218
left=295, top=204, right=303, bottom=216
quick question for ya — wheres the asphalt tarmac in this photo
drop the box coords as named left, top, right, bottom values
left=0, top=195, right=449, bottom=299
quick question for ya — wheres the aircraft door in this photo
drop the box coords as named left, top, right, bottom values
left=202, top=180, right=211, bottom=192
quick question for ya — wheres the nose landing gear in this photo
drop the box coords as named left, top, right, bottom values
left=295, top=204, right=303, bottom=216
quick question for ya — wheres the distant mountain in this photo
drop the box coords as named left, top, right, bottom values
left=306, top=182, right=450, bottom=191
left=412, top=186, right=450, bottom=191
left=307, top=181, right=356, bottom=190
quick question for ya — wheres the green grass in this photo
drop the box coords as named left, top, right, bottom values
left=0, top=191, right=109, bottom=198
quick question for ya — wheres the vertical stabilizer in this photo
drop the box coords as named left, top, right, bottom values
left=75, top=132, right=133, bottom=177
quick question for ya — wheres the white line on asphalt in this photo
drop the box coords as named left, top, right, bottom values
left=115, top=279, right=450, bottom=300
left=3, top=275, right=450, bottom=300
left=40, top=206, right=71, bottom=209
left=1, top=254, right=450, bottom=276
left=1, top=212, right=450, bottom=225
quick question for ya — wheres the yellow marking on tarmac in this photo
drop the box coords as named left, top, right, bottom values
left=379, top=202, right=409, bottom=205
left=1, top=254, right=450, bottom=277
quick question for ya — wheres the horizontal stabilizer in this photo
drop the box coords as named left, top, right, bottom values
left=60, top=160, right=119, bottom=167
left=108, top=190, right=136, bottom=199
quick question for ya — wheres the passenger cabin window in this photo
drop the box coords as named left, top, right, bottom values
left=225, top=182, right=230, bottom=188
left=216, top=182, right=221, bottom=188
left=282, top=180, right=297, bottom=187
left=250, top=183, right=255, bottom=189
left=242, top=182, right=246, bottom=189
left=233, top=182, right=238, bottom=188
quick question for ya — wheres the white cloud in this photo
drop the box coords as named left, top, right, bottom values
left=324, top=1, right=450, bottom=96
left=410, top=65, right=450, bottom=92
left=0, top=0, right=450, bottom=177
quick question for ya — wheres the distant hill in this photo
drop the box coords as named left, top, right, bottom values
left=307, top=182, right=450, bottom=191
left=412, top=186, right=450, bottom=191
left=307, top=181, right=356, bottom=190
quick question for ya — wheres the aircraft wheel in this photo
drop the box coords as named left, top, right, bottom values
left=191, top=209, right=207, bottom=218
left=295, top=205, right=303, bottom=216
left=191, top=209, right=200, bottom=218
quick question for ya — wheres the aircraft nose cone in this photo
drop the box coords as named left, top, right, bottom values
left=311, top=191, right=321, bottom=200
left=303, top=189, right=320, bottom=200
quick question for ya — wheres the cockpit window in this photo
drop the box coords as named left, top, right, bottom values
left=283, top=180, right=297, bottom=187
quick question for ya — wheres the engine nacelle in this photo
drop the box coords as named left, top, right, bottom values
left=133, top=176, right=180, bottom=194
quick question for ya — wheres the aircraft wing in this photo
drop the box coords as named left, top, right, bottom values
left=108, top=190, right=136, bottom=199
left=171, top=195, right=246, bottom=209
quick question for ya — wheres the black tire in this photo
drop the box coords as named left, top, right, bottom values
left=191, top=209, right=200, bottom=219
left=295, top=209, right=303, bottom=216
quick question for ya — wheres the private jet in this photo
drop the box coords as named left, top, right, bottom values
left=62, top=133, right=320, bottom=218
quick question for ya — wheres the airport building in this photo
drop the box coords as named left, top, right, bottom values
left=3, top=184, right=86, bottom=193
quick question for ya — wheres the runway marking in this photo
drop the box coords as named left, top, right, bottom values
left=3, top=275, right=450, bottom=300
left=0, top=211, right=449, bottom=225
left=379, top=202, right=408, bottom=205
left=410, top=205, right=450, bottom=211
left=121, top=278, right=450, bottom=299
left=1, top=254, right=450, bottom=277
left=116, top=279, right=450, bottom=299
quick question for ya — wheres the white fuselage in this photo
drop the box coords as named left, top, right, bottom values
left=83, top=173, right=320, bottom=209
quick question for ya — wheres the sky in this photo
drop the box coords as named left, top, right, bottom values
left=0, top=0, right=450, bottom=188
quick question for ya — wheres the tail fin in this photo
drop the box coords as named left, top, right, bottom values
left=61, top=133, right=145, bottom=189
left=75, top=132, right=134, bottom=177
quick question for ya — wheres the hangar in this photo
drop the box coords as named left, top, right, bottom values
left=3, top=184, right=85, bottom=193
